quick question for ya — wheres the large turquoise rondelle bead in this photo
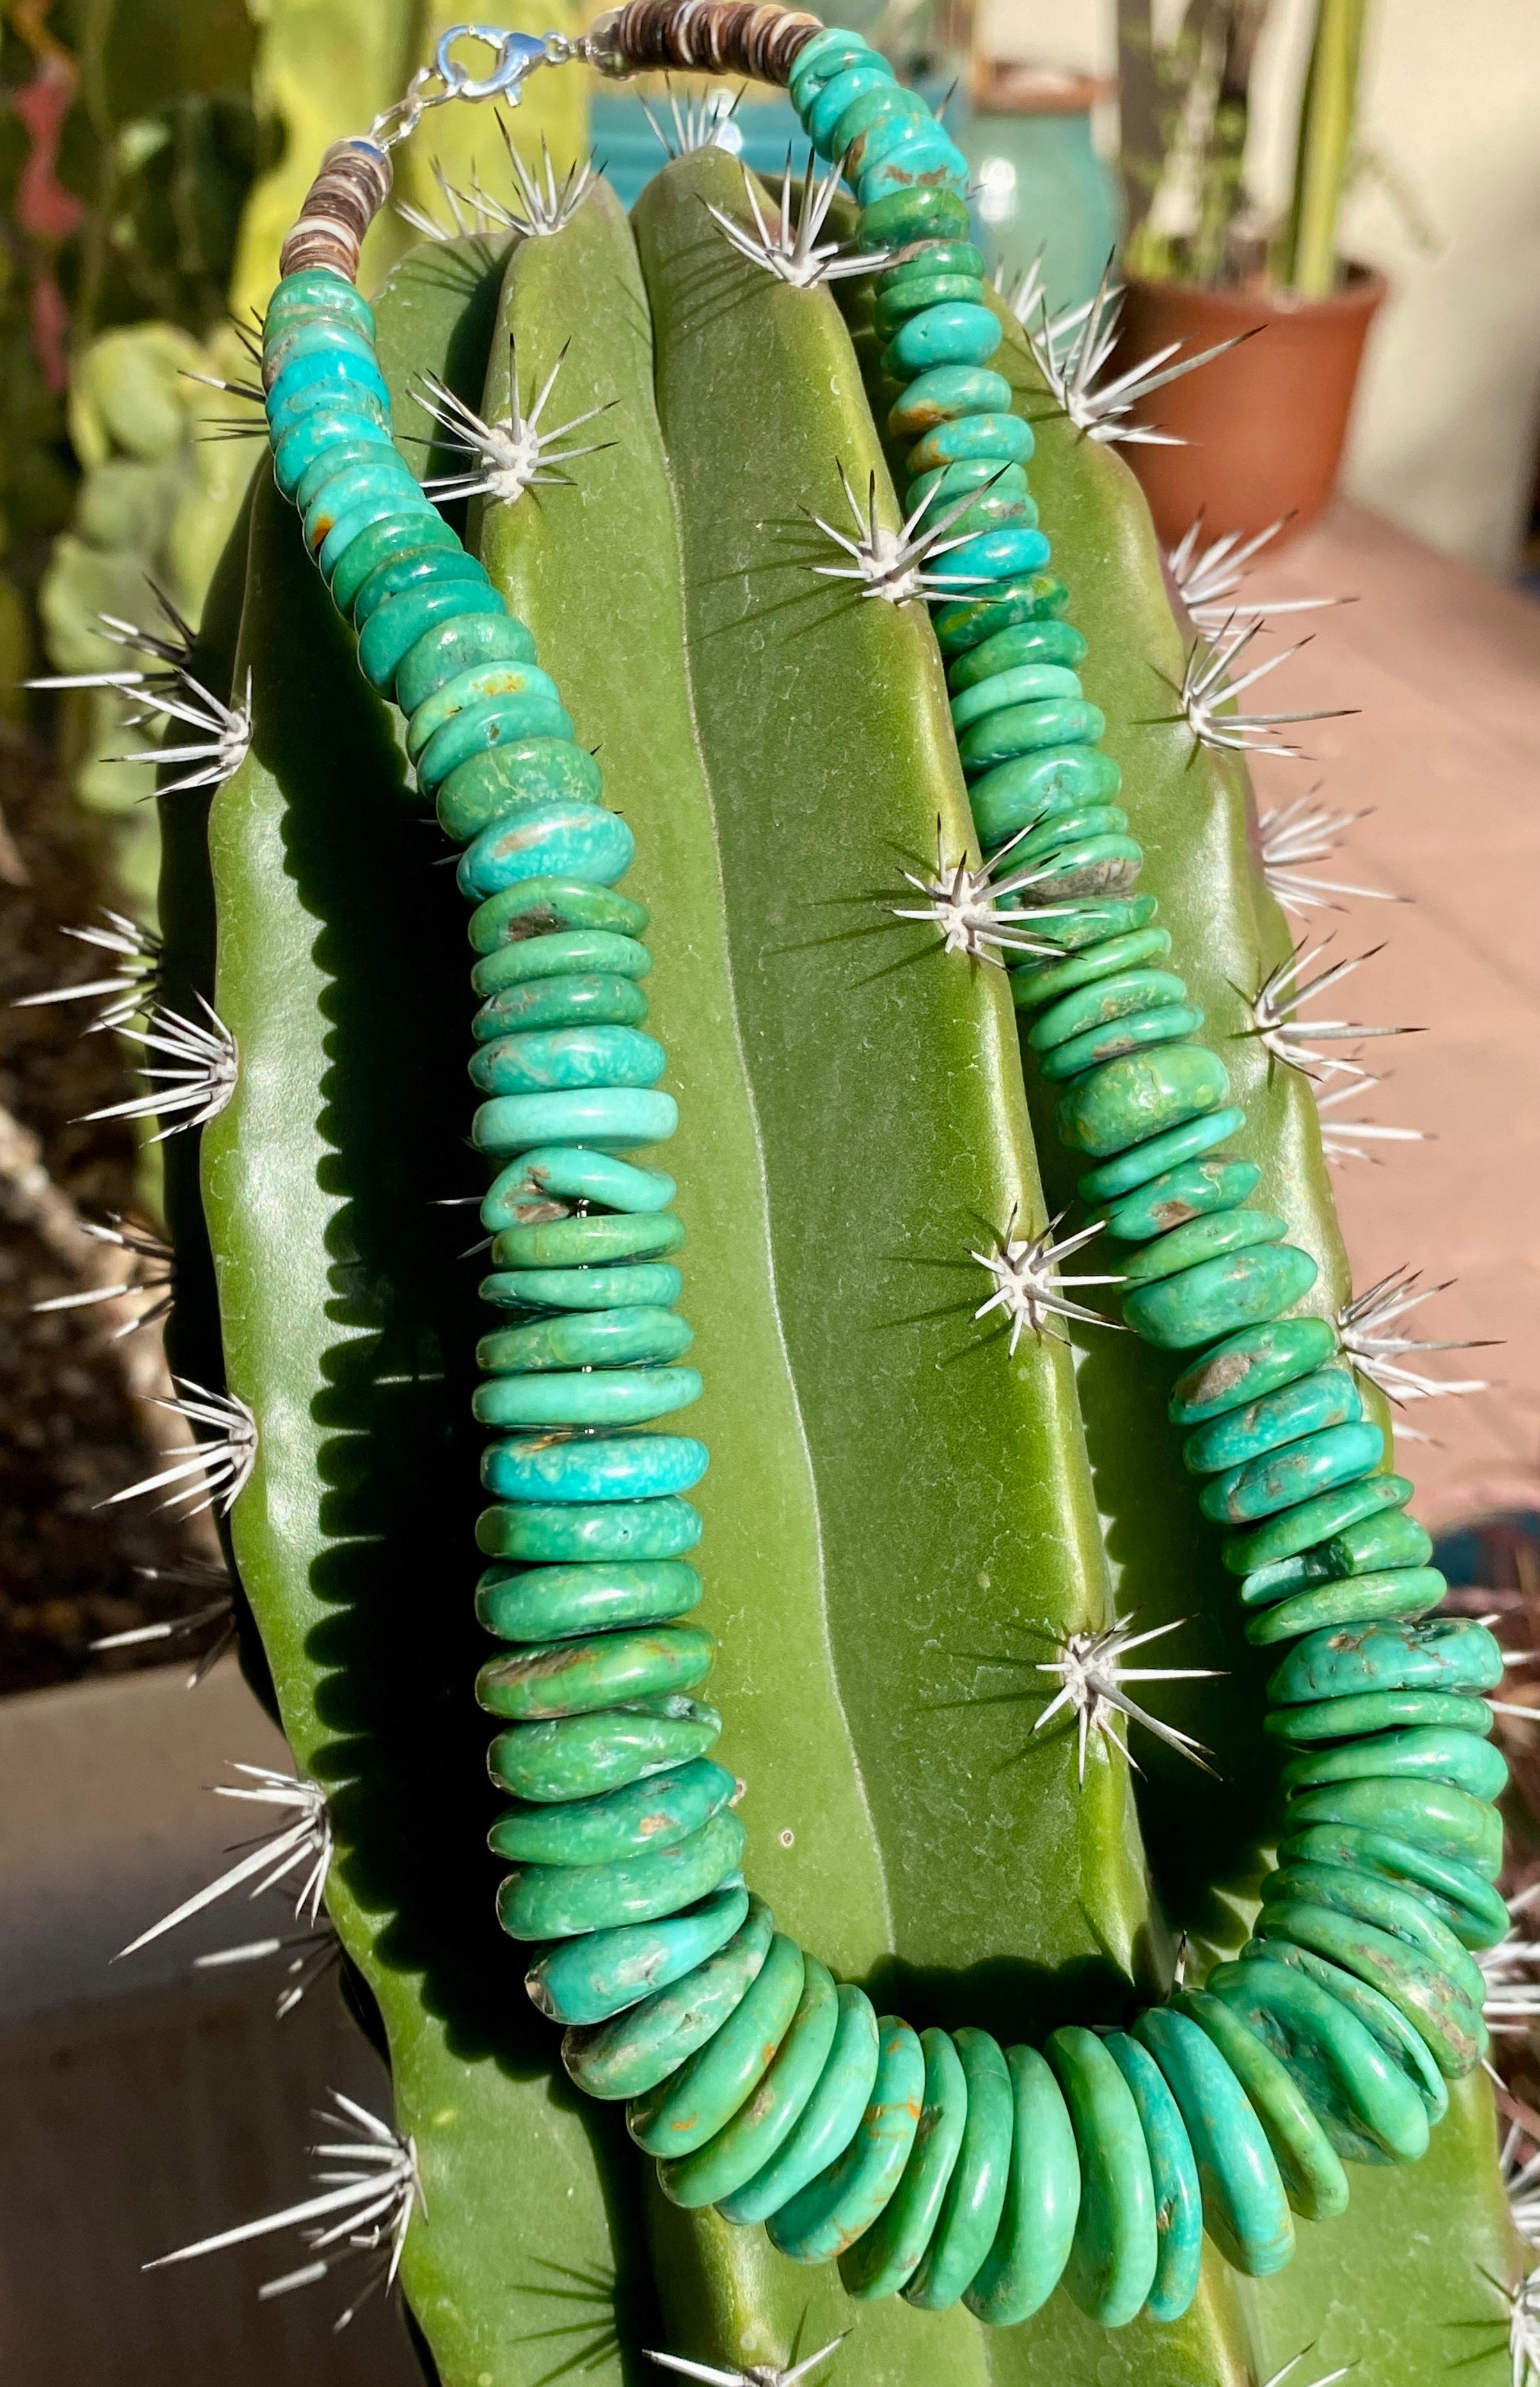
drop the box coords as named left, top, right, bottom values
left=1125, top=1241, right=1319, bottom=1352
left=438, top=739, right=606, bottom=840
left=971, top=746, right=1123, bottom=846
left=480, top=1138, right=670, bottom=1222
left=1283, top=1778, right=1503, bottom=1881
left=477, top=1560, right=701, bottom=1643
left=1173, top=1990, right=1347, bottom=2221
left=473, top=972, right=651, bottom=1041
left=349, top=543, right=488, bottom=626
left=477, top=1624, right=714, bottom=1720
left=1045, top=2025, right=1158, bottom=2327
left=1104, top=1154, right=1262, bottom=1243
left=907, top=411, right=1034, bottom=474
left=1255, top=1903, right=1483, bottom=2076
left=272, top=409, right=393, bottom=497
left=264, top=267, right=375, bottom=341
left=1076, top=1105, right=1245, bottom=1202
left=949, top=661, right=1084, bottom=730
left=488, top=1697, right=722, bottom=1804
left=840, top=2027, right=967, bottom=2300
left=1201, top=1419, right=1385, bottom=1524
left=884, top=301, right=1001, bottom=378
left=718, top=1986, right=882, bottom=2226
left=359, top=580, right=506, bottom=689
left=470, top=1022, right=665, bottom=1096
left=418, top=690, right=576, bottom=789
left=1029, top=967, right=1188, bottom=1052
left=887, top=365, right=1014, bottom=440
left=481, top=1264, right=682, bottom=1316
left=1225, top=1473, right=1413, bottom=1577
left=1265, top=1689, right=1492, bottom=1748
left=328, top=513, right=460, bottom=611
left=877, top=271, right=989, bottom=338
left=563, top=1896, right=774, bottom=2097
left=474, top=1368, right=701, bottom=1430
left=458, top=800, right=634, bottom=899
left=767, top=2018, right=926, bottom=2264
left=1204, top=1958, right=1428, bottom=2166
left=266, top=345, right=389, bottom=417
left=1101, top=2032, right=1202, bottom=2321
left=496, top=1807, right=744, bottom=1940
left=903, top=2028, right=1013, bottom=2311
left=806, top=60, right=894, bottom=155
left=527, top=1880, right=748, bottom=2026
left=395, top=611, right=539, bottom=710
left=1011, top=923, right=1170, bottom=1011
left=292, top=433, right=408, bottom=515
left=832, top=81, right=930, bottom=172
left=1238, top=1503, right=1433, bottom=1601
left=629, top=1933, right=807, bottom=2156
left=957, top=689, right=1095, bottom=766
left=1243, top=1567, right=1447, bottom=1646
left=479, top=1305, right=692, bottom=1374
left=488, top=1755, right=733, bottom=1867
left=1260, top=1860, right=1487, bottom=2009
left=406, top=660, right=565, bottom=758
left=950, top=618, right=1088, bottom=691
left=963, top=2044, right=1079, bottom=2326
left=788, top=26, right=872, bottom=108
left=1280, top=1727, right=1505, bottom=1805
left=489, top=1212, right=685, bottom=1270
left=1168, top=1316, right=1341, bottom=1426
left=477, top=1496, right=703, bottom=1563
left=481, top=1432, right=708, bottom=1506
left=1123, top=1208, right=1286, bottom=1288
left=858, top=185, right=972, bottom=248
left=1057, top=1044, right=1231, bottom=1159
left=1184, top=1367, right=1361, bottom=1475
left=663, top=1956, right=841, bottom=2210
left=1276, top=1821, right=1510, bottom=1951
left=1243, top=1938, right=1447, bottom=2122
left=266, top=378, right=389, bottom=440
left=473, top=1087, right=678, bottom=1157
left=472, top=929, right=651, bottom=998
left=302, top=454, right=420, bottom=554
left=1134, top=2007, right=1294, bottom=2277
left=1267, top=1618, right=1503, bottom=1707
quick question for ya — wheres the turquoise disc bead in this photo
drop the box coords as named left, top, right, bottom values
left=266, top=345, right=389, bottom=415
left=474, top=1368, right=700, bottom=1431
left=1260, top=1859, right=1488, bottom=2009
left=840, top=2026, right=967, bottom=2300
left=1225, top=1471, right=1414, bottom=1578
left=473, top=972, right=651, bottom=1040
left=470, top=1022, right=665, bottom=1096
left=951, top=662, right=1084, bottom=730
left=880, top=239, right=987, bottom=289
left=1256, top=1904, right=1483, bottom=2075
left=1278, top=1821, right=1510, bottom=1950
left=888, top=365, right=1015, bottom=439
left=1057, top=1043, right=1232, bottom=1160
left=480, top=1263, right=683, bottom=1313
left=1134, top=2006, right=1294, bottom=2277
left=479, top=1305, right=692, bottom=1373
left=395, top=611, right=539, bottom=710
left=858, top=186, right=972, bottom=248
left=905, top=410, right=1033, bottom=474
left=806, top=61, right=895, bottom=155
left=481, top=1431, right=708, bottom=1505
left=829, top=82, right=929, bottom=168
left=1076, top=1103, right=1244, bottom=1201
left=950, top=618, right=1088, bottom=691
left=303, top=457, right=422, bottom=555
left=958, top=693, right=1103, bottom=769
left=477, top=1496, right=703, bottom=1563
left=263, top=267, right=374, bottom=339
left=1046, top=2025, right=1157, bottom=2327
left=292, top=435, right=406, bottom=515
left=473, top=1086, right=678, bottom=1158
left=1205, top=1958, right=1429, bottom=2166
left=1283, top=1777, right=1502, bottom=1881
left=1201, top=1419, right=1386, bottom=1524
left=480, top=1140, right=667, bottom=1221
left=1267, top=1618, right=1503, bottom=1707
left=963, top=2045, right=1079, bottom=2326
left=787, top=26, right=871, bottom=106
left=1123, top=1208, right=1286, bottom=1288
left=1104, top=1155, right=1263, bottom=1243
left=360, top=580, right=506, bottom=690
left=974, top=747, right=1123, bottom=846
left=1029, top=966, right=1188, bottom=1051
left=883, top=301, right=1002, bottom=378
left=1173, top=1990, right=1347, bottom=2221
left=328, top=514, right=461, bottom=612
left=1125, top=1241, right=1320, bottom=1353
left=489, top=1213, right=685, bottom=1270
left=1101, top=2032, right=1202, bottom=2321
left=495, top=1807, right=745, bottom=1940
left=488, top=1755, right=734, bottom=1867
left=1265, top=1689, right=1492, bottom=1747
left=717, top=1986, right=881, bottom=2226
left=472, top=929, right=651, bottom=996
left=1239, top=1503, right=1433, bottom=1601
left=1243, top=1567, right=1448, bottom=1646
left=440, top=740, right=607, bottom=841
left=1243, top=1937, right=1447, bottom=2122
left=564, top=1897, right=774, bottom=2096
left=858, top=147, right=970, bottom=212
left=458, top=801, right=635, bottom=900
left=351, top=544, right=488, bottom=627
left=418, top=690, right=576, bottom=789
left=1012, top=924, right=1170, bottom=1011
left=629, top=1933, right=807, bottom=2156
left=476, top=1559, right=701, bottom=1641
left=874, top=271, right=987, bottom=337
left=662, top=1956, right=842, bottom=2210
left=488, top=1698, right=722, bottom=1805
left=1184, top=1366, right=1362, bottom=1474
left=476, top=1624, right=715, bottom=1720
left=903, top=2029, right=1014, bottom=2311
left=1040, top=1003, right=1198, bottom=1083
left=933, top=575, right=1072, bottom=657
left=406, top=659, right=564, bottom=756
left=767, top=2018, right=926, bottom=2263
left=273, top=410, right=393, bottom=497
left=526, top=1880, right=748, bottom=2025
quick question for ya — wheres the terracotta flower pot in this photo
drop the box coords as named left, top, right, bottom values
left=1112, top=266, right=1386, bottom=551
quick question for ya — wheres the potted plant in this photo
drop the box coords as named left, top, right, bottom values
left=1110, top=0, right=1385, bottom=545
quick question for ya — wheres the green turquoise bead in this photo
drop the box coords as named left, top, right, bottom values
left=303, top=456, right=420, bottom=554
left=476, top=1560, right=700, bottom=1643
left=1056, top=1043, right=1232, bottom=1160
left=474, top=1085, right=675, bottom=1157
left=1255, top=1903, right=1484, bottom=2076
left=840, top=2027, right=967, bottom=2300
left=1101, top=2032, right=1202, bottom=2321
left=495, top=1807, right=744, bottom=1940
left=481, top=1431, right=708, bottom=1506
left=944, top=524, right=1054, bottom=587
left=395, top=611, right=539, bottom=712
left=717, top=1986, right=881, bottom=2226
left=406, top=660, right=564, bottom=758
left=1046, top=2024, right=1157, bottom=2327
left=857, top=131, right=969, bottom=207
left=489, top=1213, right=685, bottom=1270
left=272, top=410, right=393, bottom=497
left=1266, top=1689, right=1493, bottom=1746
left=950, top=618, right=1088, bottom=691
left=932, top=573, right=1071, bottom=656
left=1125, top=1241, right=1319, bottom=1353
left=266, top=379, right=389, bottom=439
left=832, top=83, right=931, bottom=171
left=950, top=662, right=1083, bottom=730
left=1223, top=1472, right=1413, bottom=1577
left=473, top=972, right=651, bottom=1041
left=359, top=580, right=505, bottom=691
left=1239, top=1504, right=1433, bottom=1602
left=1184, top=1367, right=1362, bottom=1474
left=628, top=1934, right=807, bottom=2155
left=1010, top=924, right=1171, bottom=1010
left=1283, top=1777, right=1503, bottom=1881
left=1038, top=1002, right=1196, bottom=1082
left=1281, top=1726, right=1504, bottom=1803
left=880, top=239, right=987, bottom=288
left=787, top=26, right=872, bottom=106
left=908, top=485, right=1035, bottom=541
left=874, top=271, right=987, bottom=336
left=1014, top=892, right=1158, bottom=955
left=884, top=301, right=1001, bottom=378
left=474, top=1367, right=701, bottom=1430
left=859, top=185, right=972, bottom=248
left=1174, top=1989, right=1346, bottom=2221
left=480, top=1305, right=692, bottom=1373
left=1205, top=1958, right=1429, bottom=2166
left=1014, top=833, right=1143, bottom=907
left=1134, top=2006, right=1294, bottom=2278
left=887, top=363, right=1014, bottom=440
left=351, top=545, right=488, bottom=628
left=440, top=739, right=606, bottom=841
left=472, top=929, right=651, bottom=998
left=470, top=1022, right=664, bottom=1094
left=477, top=1496, right=703, bottom=1563
left=907, top=410, right=1032, bottom=477
left=480, top=1263, right=683, bottom=1313
left=292, top=435, right=405, bottom=514
left=958, top=693, right=1102, bottom=769
left=264, top=315, right=374, bottom=378
left=1029, top=968, right=1188, bottom=1051
left=1123, top=1208, right=1287, bottom=1288
left=266, top=346, right=389, bottom=415
left=806, top=61, right=895, bottom=154
left=1104, top=1155, right=1262, bottom=1243
left=1075, top=1104, right=1244, bottom=1201
left=264, top=268, right=375, bottom=340
left=487, top=1696, right=721, bottom=1804
left=973, top=747, right=1123, bottom=845
left=564, top=1896, right=774, bottom=2096
left=1242, top=1938, right=1447, bottom=2123
left=903, top=2029, right=1014, bottom=2311
left=481, top=1141, right=668, bottom=1223
left=418, top=690, right=576, bottom=789
left=329, top=514, right=461, bottom=612
left=459, top=803, right=636, bottom=904
left=964, top=2044, right=1079, bottom=2324
left=663, top=1956, right=841, bottom=2209
left=476, top=1625, right=715, bottom=1720
left=526, top=1880, right=748, bottom=2025
left=1260, top=1860, right=1488, bottom=2009
left=1202, top=1419, right=1385, bottom=1524
left=1243, top=1567, right=1447, bottom=1646
left=1012, top=802, right=1131, bottom=858
left=1277, top=1822, right=1509, bottom=1951
left=1267, top=1618, right=1503, bottom=1707
left=767, top=2018, right=926, bottom=2263
left=488, top=1756, right=734, bottom=1867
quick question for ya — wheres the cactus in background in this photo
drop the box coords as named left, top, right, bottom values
left=94, top=15, right=1522, bottom=2386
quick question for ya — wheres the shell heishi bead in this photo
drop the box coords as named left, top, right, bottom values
left=628, top=1932, right=809, bottom=2151
left=490, top=1702, right=723, bottom=1808
left=883, top=301, right=1002, bottom=378
left=1237, top=1504, right=1433, bottom=1603
left=472, top=927, right=651, bottom=998
left=1133, top=2008, right=1294, bottom=2278
left=273, top=410, right=395, bottom=497
left=901, top=2028, right=1015, bottom=2311
left=496, top=1808, right=745, bottom=1941
left=473, top=973, right=650, bottom=1039
left=1074, top=1102, right=1244, bottom=1199
left=1122, top=1208, right=1287, bottom=1286
left=440, top=739, right=605, bottom=842
left=976, top=747, right=1123, bottom=847
left=406, top=661, right=564, bottom=759
left=475, top=1366, right=700, bottom=1431
left=873, top=273, right=987, bottom=337
left=1055, top=1043, right=1231, bottom=1160
left=469, top=1022, right=666, bottom=1096
left=351, top=545, right=489, bottom=628
left=1267, top=1618, right=1504, bottom=1709
left=360, top=580, right=506, bottom=691
left=1223, top=1471, right=1413, bottom=1578
left=768, top=2018, right=927, bottom=2263
left=457, top=801, right=636, bottom=902
left=1280, top=1730, right=1507, bottom=1805
left=1169, top=1314, right=1339, bottom=1425
left=1244, top=1567, right=1446, bottom=1646
left=328, top=514, right=460, bottom=612
left=1183, top=1365, right=1362, bottom=1474
left=480, top=1303, right=692, bottom=1374
left=476, top=1558, right=701, bottom=1641
left=418, top=691, right=576, bottom=790
left=888, top=364, right=1015, bottom=440
left=806, top=60, right=895, bottom=154
left=830, top=81, right=930, bottom=166
left=1123, top=1241, right=1319, bottom=1353
left=477, top=1624, right=715, bottom=1720
left=477, top=1494, right=703, bottom=1563
left=489, top=1755, right=734, bottom=1867
left=397, top=612, right=539, bottom=711
left=480, top=1140, right=669, bottom=1224
left=1200, top=1419, right=1386, bottom=1525
left=951, top=619, right=1089, bottom=691
left=1103, top=1154, right=1262, bottom=1243
left=1040, top=1002, right=1201, bottom=1082
left=1045, top=2025, right=1158, bottom=2326
left=527, top=1880, right=748, bottom=2026
left=951, top=662, right=1083, bottom=730
left=567, top=1899, right=777, bottom=2098
left=717, top=1985, right=882, bottom=2227
left=1276, top=1823, right=1509, bottom=1952
left=1030, top=968, right=1189, bottom=1052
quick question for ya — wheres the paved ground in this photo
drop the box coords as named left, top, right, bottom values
left=1240, top=500, right=1540, bottom=1528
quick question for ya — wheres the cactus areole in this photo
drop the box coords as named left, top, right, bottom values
left=145, top=11, right=1518, bottom=2383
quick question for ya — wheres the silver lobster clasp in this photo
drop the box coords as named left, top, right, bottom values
left=433, top=24, right=549, bottom=102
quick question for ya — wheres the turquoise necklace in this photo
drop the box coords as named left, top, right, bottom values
left=258, top=4, right=1505, bottom=2331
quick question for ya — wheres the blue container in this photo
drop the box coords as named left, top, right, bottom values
left=958, top=68, right=1122, bottom=317
left=591, top=84, right=813, bottom=211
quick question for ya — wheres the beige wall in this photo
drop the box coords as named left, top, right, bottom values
left=976, top=0, right=1540, bottom=575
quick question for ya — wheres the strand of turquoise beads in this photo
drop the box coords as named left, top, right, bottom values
left=252, top=4, right=1507, bottom=2334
